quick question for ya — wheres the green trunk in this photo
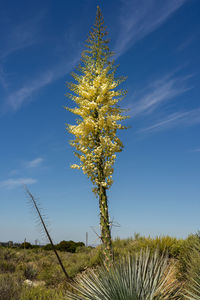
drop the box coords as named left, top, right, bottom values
left=98, top=185, right=113, bottom=268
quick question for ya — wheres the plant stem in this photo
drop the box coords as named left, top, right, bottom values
left=98, top=185, right=113, bottom=268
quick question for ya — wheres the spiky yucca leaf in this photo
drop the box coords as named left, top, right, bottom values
left=182, top=235, right=200, bottom=299
left=67, top=249, right=179, bottom=300
left=185, top=277, right=200, bottom=299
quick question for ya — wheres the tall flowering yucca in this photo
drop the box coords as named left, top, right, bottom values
left=65, top=7, right=128, bottom=266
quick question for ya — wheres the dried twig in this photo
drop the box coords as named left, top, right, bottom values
left=24, top=185, right=71, bottom=281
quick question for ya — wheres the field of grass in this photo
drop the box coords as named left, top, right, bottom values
left=1, top=233, right=200, bottom=299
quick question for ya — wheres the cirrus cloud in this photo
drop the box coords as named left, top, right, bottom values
left=0, top=177, right=37, bottom=189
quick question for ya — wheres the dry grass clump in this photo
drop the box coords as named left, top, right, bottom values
left=0, top=273, right=22, bottom=300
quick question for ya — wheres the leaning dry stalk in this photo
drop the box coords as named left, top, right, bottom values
left=24, top=186, right=71, bottom=281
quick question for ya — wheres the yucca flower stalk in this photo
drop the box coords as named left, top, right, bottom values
left=65, top=6, right=128, bottom=267
left=67, top=249, right=180, bottom=300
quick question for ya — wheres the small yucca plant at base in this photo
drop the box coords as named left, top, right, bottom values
left=185, top=278, right=200, bottom=300
left=67, top=249, right=180, bottom=300
left=181, top=235, right=200, bottom=299
left=184, top=271, right=200, bottom=300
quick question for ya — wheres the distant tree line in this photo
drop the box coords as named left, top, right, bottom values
left=0, top=240, right=85, bottom=253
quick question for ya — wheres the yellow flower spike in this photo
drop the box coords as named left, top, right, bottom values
left=65, top=6, right=129, bottom=268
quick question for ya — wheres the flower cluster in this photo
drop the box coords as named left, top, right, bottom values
left=65, top=14, right=128, bottom=193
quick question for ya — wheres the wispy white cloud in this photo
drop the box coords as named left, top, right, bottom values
left=116, top=0, right=187, bottom=56
left=0, top=6, right=83, bottom=113
left=139, top=108, right=200, bottom=133
left=0, top=1, right=188, bottom=113
left=126, top=68, right=198, bottom=134
left=0, top=12, right=45, bottom=60
left=0, top=178, right=37, bottom=189
left=8, top=169, right=20, bottom=176
left=3, top=55, right=79, bottom=112
left=176, top=35, right=196, bottom=52
left=139, top=112, right=189, bottom=132
left=6, top=71, right=55, bottom=111
left=189, top=148, right=200, bottom=153
left=0, top=65, right=8, bottom=89
left=129, top=72, right=192, bottom=117
left=26, top=157, right=44, bottom=168
left=0, top=11, right=52, bottom=109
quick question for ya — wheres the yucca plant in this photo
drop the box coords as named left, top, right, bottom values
left=65, top=6, right=129, bottom=268
left=185, top=277, right=200, bottom=299
left=67, top=249, right=180, bottom=300
left=183, top=251, right=200, bottom=299
left=180, top=234, right=200, bottom=299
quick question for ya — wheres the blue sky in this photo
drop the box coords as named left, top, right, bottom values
left=0, top=0, right=200, bottom=245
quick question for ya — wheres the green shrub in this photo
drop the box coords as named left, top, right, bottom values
left=43, top=241, right=85, bottom=253
left=20, top=242, right=33, bottom=249
left=24, top=264, right=38, bottom=280
left=2, top=248, right=16, bottom=260
left=56, top=240, right=84, bottom=253
left=178, top=233, right=200, bottom=281
left=43, top=244, right=53, bottom=251
left=57, top=240, right=76, bottom=252
left=0, top=261, right=16, bottom=273
left=113, top=235, right=184, bottom=260
left=40, top=266, right=65, bottom=287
